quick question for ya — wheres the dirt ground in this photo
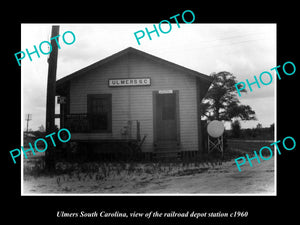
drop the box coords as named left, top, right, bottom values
left=22, top=157, right=275, bottom=195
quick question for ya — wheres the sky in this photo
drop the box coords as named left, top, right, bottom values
left=21, top=23, right=276, bottom=131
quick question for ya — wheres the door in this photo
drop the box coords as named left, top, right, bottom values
left=154, top=91, right=179, bottom=143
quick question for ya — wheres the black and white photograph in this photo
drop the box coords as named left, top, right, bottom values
left=5, top=4, right=299, bottom=224
left=21, top=23, right=276, bottom=195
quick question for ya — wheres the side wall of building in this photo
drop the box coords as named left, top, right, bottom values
left=69, top=52, right=199, bottom=152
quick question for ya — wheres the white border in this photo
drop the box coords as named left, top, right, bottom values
left=21, top=23, right=277, bottom=196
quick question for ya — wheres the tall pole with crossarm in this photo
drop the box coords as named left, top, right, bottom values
left=45, top=25, right=59, bottom=171
left=25, top=114, right=32, bottom=134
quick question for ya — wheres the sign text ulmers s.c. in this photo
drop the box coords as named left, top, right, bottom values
left=108, top=78, right=151, bottom=87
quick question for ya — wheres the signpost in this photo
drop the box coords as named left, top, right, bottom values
left=207, top=120, right=225, bottom=157
left=158, top=90, right=173, bottom=94
left=57, top=96, right=66, bottom=104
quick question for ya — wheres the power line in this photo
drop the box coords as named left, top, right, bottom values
left=198, top=31, right=270, bottom=43
left=196, top=37, right=270, bottom=51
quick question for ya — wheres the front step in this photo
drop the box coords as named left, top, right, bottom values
left=153, top=141, right=181, bottom=160
left=155, top=147, right=180, bottom=152
left=154, top=142, right=180, bottom=151
left=152, top=150, right=181, bottom=160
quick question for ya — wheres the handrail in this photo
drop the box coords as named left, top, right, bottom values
left=64, top=114, right=141, bottom=141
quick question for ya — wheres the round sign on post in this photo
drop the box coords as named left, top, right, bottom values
left=207, top=120, right=225, bottom=138
left=207, top=120, right=225, bottom=157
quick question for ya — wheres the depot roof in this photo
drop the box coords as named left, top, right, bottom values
left=56, top=47, right=213, bottom=92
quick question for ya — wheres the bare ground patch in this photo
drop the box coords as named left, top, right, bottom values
left=23, top=157, right=275, bottom=194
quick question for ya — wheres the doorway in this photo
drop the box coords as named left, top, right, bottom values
left=153, top=90, right=180, bottom=146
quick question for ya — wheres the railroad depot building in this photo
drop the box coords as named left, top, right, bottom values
left=56, top=47, right=213, bottom=159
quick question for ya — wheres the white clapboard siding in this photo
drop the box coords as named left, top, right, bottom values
left=69, top=52, right=199, bottom=152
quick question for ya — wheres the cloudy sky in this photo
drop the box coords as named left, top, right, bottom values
left=21, top=23, right=276, bottom=131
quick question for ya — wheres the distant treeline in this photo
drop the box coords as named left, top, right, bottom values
left=23, top=131, right=46, bottom=147
left=225, top=124, right=274, bottom=140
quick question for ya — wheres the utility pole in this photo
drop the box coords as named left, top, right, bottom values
left=45, top=25, right=59, bottom=171
left=25, top=114, right=32, bottom=136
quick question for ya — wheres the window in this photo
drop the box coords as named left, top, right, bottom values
left=87, top=94, right=112, bottom=132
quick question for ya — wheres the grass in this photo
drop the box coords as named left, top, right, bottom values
left=227, top=139, right=273, bottom=151
left=227, top=139, right=274, bottom=156
left=24, top=158, right=226, bottom=186
left=22, top=140, right=276, bottom=194
left=23, top=144, right=249, bottom=192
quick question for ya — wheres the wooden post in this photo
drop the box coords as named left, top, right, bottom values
left=45, top=25, right=59, bottom=171
left=136, top=120, right=141, bottom=142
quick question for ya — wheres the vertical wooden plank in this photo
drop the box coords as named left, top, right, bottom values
left=136, top=120, right=141, bottom=141
left=196, top=77, right=202, bottom=154
left=152, top=91, right=157, bottom=145
left=174, top=90, right=181, bottom=146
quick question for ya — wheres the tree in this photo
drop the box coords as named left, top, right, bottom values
left=256, top=123, right=263, bottom=129
left=38, top=124, right=45, bottom=132
left=269, top=123, right=274, bottom=131
left=200, top=71, right=256, bottom=122
left=231, top=120, right=241, bottom=138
